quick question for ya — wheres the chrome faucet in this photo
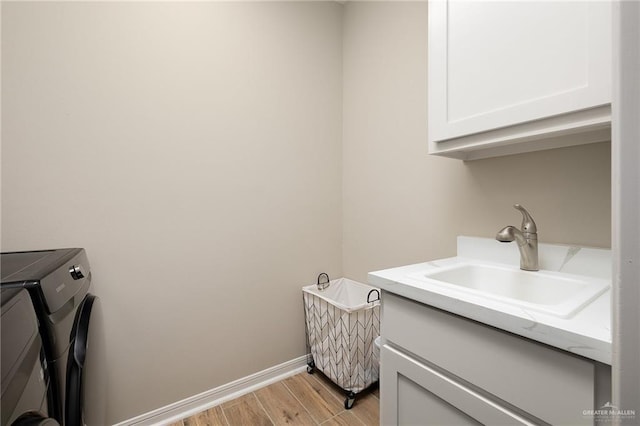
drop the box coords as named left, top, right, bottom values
left=496, top=204, right=538, bottom=271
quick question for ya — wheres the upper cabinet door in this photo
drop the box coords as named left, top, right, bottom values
left=428, top=1, right=612, bottom=160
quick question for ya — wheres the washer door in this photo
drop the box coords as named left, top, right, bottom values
left=65, top=294, right=106, bottom=426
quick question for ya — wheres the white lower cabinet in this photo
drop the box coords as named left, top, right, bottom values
left=380, top=292, right=611, bottom=426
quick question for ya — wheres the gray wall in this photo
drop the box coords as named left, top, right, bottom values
left=1, top=2, right=343, bottom=423
left=1, top=1, right=611, bottom=423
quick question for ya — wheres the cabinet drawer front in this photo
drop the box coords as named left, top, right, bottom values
left=381, top=344, right=538, bottom=426
left=382, top=292, right=594, bottom=425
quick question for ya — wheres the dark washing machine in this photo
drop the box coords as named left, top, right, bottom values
left=1, top=287, right=58, bottom=425
left=1, top=249, right=106, bottom=426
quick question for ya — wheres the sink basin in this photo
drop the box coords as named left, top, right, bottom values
left=410, top=262, right=609, bottom=318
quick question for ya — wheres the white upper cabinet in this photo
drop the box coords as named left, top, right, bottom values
left=428, top=1, right=612, bottom=160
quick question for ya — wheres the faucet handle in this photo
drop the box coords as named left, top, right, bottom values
left=514, top=204, right=537, bottom=234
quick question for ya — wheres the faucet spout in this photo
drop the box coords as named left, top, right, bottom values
left=496, top=205, right=539, bottom=271
left=496, top=226, right=526, bottom=246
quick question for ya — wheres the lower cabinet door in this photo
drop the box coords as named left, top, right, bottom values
left=380, top=345, right=540, bottom=426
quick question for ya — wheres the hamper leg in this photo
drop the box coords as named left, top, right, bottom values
left=344, top=391, right=356, bottom=409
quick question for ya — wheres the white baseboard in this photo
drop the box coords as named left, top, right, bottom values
left=114, top=355, right=309, bottom=426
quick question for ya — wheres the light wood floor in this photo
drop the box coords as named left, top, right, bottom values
left=169, top=371, right=380, bottom=426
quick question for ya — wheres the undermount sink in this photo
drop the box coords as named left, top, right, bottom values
left=410, top=262, right=610, bottom=318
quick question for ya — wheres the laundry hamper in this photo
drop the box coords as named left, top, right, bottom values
left=302, top=273, right=380, bottom=409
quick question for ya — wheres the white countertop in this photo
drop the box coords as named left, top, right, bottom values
left=368, top=236, right=612, bottom=365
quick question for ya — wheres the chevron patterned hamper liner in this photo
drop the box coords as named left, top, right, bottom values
left=302, top=277, right=380, bottom=395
